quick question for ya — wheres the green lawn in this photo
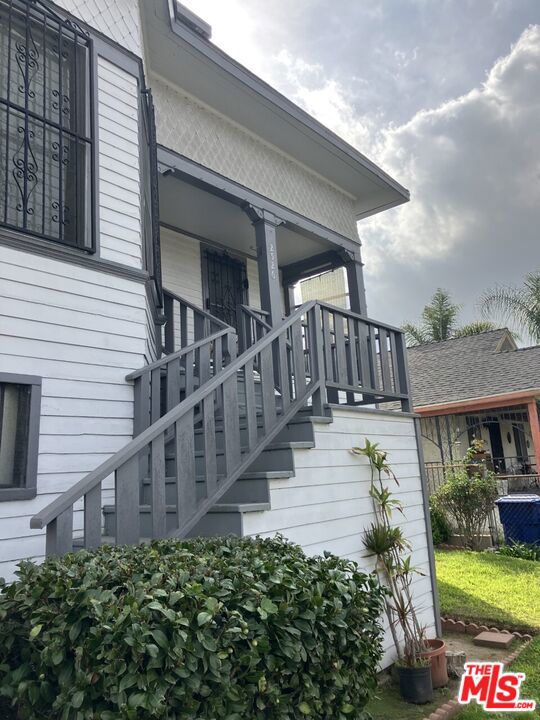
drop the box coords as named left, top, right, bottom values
left=457, top=637, right=540, bottom=719
left=435, top=550, right=540, bottom=632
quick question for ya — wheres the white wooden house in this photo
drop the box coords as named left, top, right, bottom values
left=0, top=0, right=439, bottom=665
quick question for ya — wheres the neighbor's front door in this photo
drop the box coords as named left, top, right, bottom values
left=202, top=247, right=248, bottom=328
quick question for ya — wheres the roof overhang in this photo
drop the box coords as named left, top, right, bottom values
left=141, top=0, right=410, bottom=221
left=415, top=389, right=540, bottom=417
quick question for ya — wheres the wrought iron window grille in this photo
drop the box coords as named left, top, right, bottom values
left=0, top=0, right=94, bottom=249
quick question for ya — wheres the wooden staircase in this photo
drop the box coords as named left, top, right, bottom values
left=31, top=291, right=411, bottom=556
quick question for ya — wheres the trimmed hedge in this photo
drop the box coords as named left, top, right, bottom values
left=0, top=535, right=385, bottom=720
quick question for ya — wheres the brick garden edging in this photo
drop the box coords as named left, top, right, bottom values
left=420, top=619, right=534, bottom=720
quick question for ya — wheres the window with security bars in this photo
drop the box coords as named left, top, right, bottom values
left=0, top=0, right=93, bottom=249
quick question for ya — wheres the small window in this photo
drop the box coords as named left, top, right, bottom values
left=0, top=0, right=93, bottom=249
left=0, top=374, right=41, bottom=500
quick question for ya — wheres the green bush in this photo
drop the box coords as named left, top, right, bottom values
left=429, top=497, right=451, bottom=546
left=431, top=469, right=499, bottom=550
left=497, top=542, right=540, bottom=562
left=0, top=536, right=385, bottom=720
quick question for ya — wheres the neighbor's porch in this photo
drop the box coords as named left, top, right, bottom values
left=419, top=396, right=540, bottom=495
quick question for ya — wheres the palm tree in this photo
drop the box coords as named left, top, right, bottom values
left=481, top=272, right=540, bottom=344
left=404, top=289, right=496, bottom=346
left=453, top=320, right=497, bottom=338
left=403, top=289, right=459, bottom=345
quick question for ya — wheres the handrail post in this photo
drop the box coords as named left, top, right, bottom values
left=310, top=304, right=327, bottom=416
left=394, top=332, right=412, bottom=413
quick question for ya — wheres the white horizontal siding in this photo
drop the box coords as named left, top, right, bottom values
left=97, top=57, right=142, bottom=269
left=0, top=245, right=147, bottom=582
left=243, top=407, right=437, bottom=669
left=161, top=228, right=202, bottom=307
left=247, top=258, right=261, bottom=309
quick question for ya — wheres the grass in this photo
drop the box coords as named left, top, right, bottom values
left=435, top=549, right=540, bottom=632
left=367, top=682, right=456, bottom=719
left=457, top=636, right=540, bottom=718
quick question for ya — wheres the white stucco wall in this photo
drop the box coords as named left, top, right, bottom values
left=243, top=406, right=438, bottom=668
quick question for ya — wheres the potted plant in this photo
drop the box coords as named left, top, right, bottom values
left=352, top=440, right=447, bottom=702
left=465, top=438, right=492, bottom=476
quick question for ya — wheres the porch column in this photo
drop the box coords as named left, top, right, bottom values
left=527, top=399, right=540, bottom=471
left=345, top=255, right=368, bottom=316
left=244, top=205, right=284, bottom=326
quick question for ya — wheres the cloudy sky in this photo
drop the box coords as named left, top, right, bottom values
left=183, top=0, right=540, bottom=328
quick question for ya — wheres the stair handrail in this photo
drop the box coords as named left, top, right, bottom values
left=30, top=301, right=318, bottom=535
left=125, top=328, right=235, bottom=382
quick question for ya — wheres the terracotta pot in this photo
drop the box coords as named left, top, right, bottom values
left=419, top=639, right=449, bottom=688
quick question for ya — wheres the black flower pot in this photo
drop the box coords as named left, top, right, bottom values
left=397, top=664, right=433, bottom=704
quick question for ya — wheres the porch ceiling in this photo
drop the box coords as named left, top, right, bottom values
left=159, top=174, right=331, bottom=266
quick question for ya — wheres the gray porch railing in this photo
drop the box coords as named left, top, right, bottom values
left=318, top=301, right=411, bottom=411
left=163, top=288, right=230, bottom=353
left=31, top=302, right=411, bottom=555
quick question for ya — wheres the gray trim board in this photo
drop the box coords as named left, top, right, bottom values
left=414, top=417, right=443, bottom=637
left=0, top=373, right=42, bottom=502
left=157, top=145, right=359, bottom=256
left=0, top=228, right=149, bottom=283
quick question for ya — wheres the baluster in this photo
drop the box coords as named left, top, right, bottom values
left=150, top=368, right=161, bottom=423
left=176, top=409, right=197, bottom=530
left=164, top=293, right=174, bottom=353
left=185, top=349, right=195, bottom=397
left=333, top=313, right=347, bottom=386
left=357, top=321, right=371, bottom=389
left=133, top=373, right=150, bottom=435
left=389, top=331, right=401, bottom=394
left=199, top=340, right=211, bottom=385
left=347, top=318, right=359, bottom=389
left=277, top=332, right=290, bottom=411
left=84, top=483, right=102, bottom=549
left=180, top=302, right=188, bottom=348
left=194, top=313, right=205, bottom=342
left=223, top=375, right=241, bottom=473
left=292, top=319, right=306, bottom=395
left=368, top=325, right=379, bottom=391
left=150, top=434, right=167, bottom=538
left=321, top=308, right=333, bottom=382
left=214, top=335, right=223, bottom=375
left=46, top=507, right=73, bottom=556
left=260, top=344, right=276, bottom=431
left=203, top=394, right=217, bottom=496
left=379, top=328, right=392, bottom=393
left=243, top=357, right=257, bottom=451
left=115, top=455, right=140, bottom=544
left=166, top=357, right=181, bottom=413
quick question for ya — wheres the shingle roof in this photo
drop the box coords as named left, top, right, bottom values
left=407, top=329, right=540, bottom=408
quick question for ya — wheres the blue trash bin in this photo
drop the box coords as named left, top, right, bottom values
left=495, top=495, right=540, bottom=545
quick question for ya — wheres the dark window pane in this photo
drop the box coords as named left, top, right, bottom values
left=0, top=382, right=31, bottom=488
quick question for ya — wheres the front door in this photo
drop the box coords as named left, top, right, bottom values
left=202, top=247, right=248, bottom=328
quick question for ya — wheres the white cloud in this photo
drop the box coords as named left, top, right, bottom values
left=361, top=25, right=540, bottom=271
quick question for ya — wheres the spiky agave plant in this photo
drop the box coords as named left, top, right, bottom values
left=352, top=439, right=426, bottom=666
